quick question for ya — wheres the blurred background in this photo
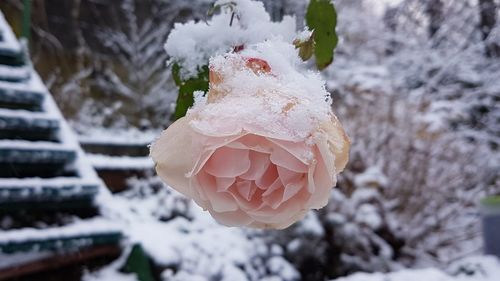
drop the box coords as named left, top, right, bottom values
left=0, top=0, right=499, bottom=281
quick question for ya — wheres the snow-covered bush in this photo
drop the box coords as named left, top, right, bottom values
left=107, top=175, right=300, bottom=281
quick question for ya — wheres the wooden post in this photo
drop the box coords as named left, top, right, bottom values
left=481, top=196, right=500, bottom=258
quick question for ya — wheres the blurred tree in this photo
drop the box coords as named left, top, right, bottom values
left=0, top=0, right=211, bottom=131
left=479, top=0, right=500, bottom=57
left=424, top=0, right=444, bottom=37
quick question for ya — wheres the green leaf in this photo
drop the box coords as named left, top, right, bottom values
left=173, top=65, right=209, bottom=120
left=306, top=0, right=338, bottom=70
left=121, top=244, right=155, bottom=281
left=207, top=1, right=237, bottom=17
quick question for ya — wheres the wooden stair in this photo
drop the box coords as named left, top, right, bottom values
left=0, top=10, right=123, bottom=280
left=79, top=130, right=155, bottom=193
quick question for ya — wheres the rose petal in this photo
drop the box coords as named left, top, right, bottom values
left=262, top=187, right=283, bottom=209
left=190, top=133, right=245, bottom=176
left=209, top=209, right=254, bottom=227
left=262, top=177, right=283, bottom=196
left=307, top=148, right=335, bottom=209
left=262, top=176, right=305, bottom=209
left=261, top=178, right=286, bottom=209
left=208, top=191, right=240, bottom=213
left=270, top=145, right=308, bottom=173
left=193, top=170, right=212, bottom=201
left=306, top=160, right=316, bottom=194
left=318, top=114, right=350, bottom=173
left=240, top=151, right=271, bottom=180
left=268, top=138, right=312, bottom=164
left=196, top=171, right=239, bottom=212
left=229, top=183, right=264, bottom=210
left=151, top=117, right=194, bottom=198
left=255, top=164, right=278, bottom=189
left=277, top=166, right=303, bottom=187
left=205, top=147, right=251, bottom=177
left=229, top=134, right=273, bottom=153
left=248, top=208, right=308, bottom=229
left=235, top=180, right=257, bottom=201
left=248, top=190, right=310, bottom=226
left=216, top=177, right=236, bottom=192
left=283, top=178, right=305, bottom=202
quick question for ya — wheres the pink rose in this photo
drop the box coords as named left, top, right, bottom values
left=151, top=52, right=350, bottom=229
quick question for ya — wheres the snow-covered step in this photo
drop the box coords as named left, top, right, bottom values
left=0, top=50, right=23, bottom=68
left=88, top=154, right=154, bottom=170
left=0, top=108, right=59, bottom=141
left=0, top=11, right=23, bottom=68
left=0, top=82, right=44, bottom=111
left=79, top=129, right=156, bottom=157
left=0, top=177, right=99, bottom=211
left=86, top=154, right=154, bottom=192
left=0, top=140, right=77, bottom=178
left=0, top=64, right=30, bottom=82
left=0, top=218, right=122, bottom=254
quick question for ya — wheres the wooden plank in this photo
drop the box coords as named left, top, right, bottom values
left=0, top=245, right=121, bottom=280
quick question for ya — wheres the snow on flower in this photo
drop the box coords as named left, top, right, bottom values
left=164, top=0, right=297, bottom=79
left=151, top=38, right=350, bottom=229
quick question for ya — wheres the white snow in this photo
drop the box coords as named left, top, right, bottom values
left=0, top=108, right=57, bottom=121
left=0, top=218, right=121, bottom=244
left=78, top=128, right=158, bottom=146
left=0, top=139, right=75, bottom=151
left=82, top=246, right=138, bottom=281
left=332, top=256, right=500, bottom=281
left=353, top=167, right=388, bottom=189
left=0, top=75, right=45, bottom=95
left=87, top=154, right=154, bottom=170
left=267, top=256, right=300, bottom=281
left=0, top=64, right=30, bottom=81
left=165, top=0, right=297, bottom=79
left=354, top=204, right=382, bottom=230
left=0, top=177, right=99, bottom=192
left=189, top=40, right=333, bottom=141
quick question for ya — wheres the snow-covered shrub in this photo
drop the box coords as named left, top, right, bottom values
left=123, top=176, right=192, bottom=222
left=109, top=175, right=300, bottom=281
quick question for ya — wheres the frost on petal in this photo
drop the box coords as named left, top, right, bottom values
left=205, top=147, right=251, bottom=177
left=151, top=117, right=195, bottom=198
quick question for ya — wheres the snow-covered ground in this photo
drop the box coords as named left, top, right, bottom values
left=85, top=175, right=499, bottom=281
left=333, top=257, right=500, bottom=281
left=91, top=177, right=301, bottom=281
